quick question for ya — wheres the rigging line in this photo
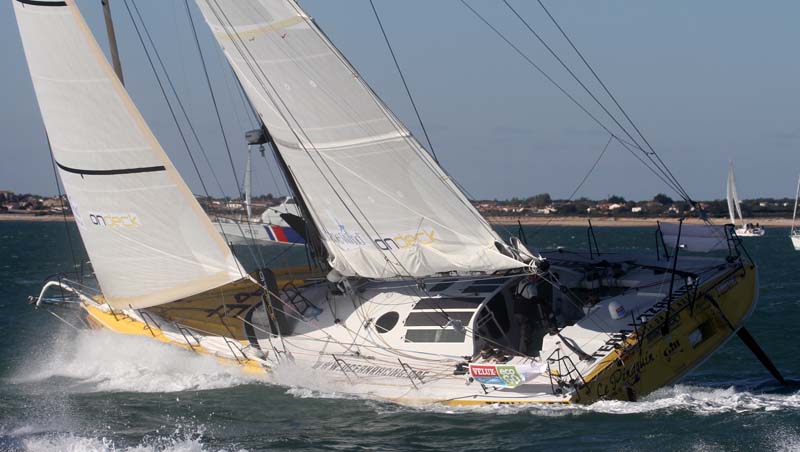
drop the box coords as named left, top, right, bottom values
left=215, top=47, right=249, bottom=133
left=128, top=1, right=267, bottom=271
left=501, top=1, right=650, bottom=158
left=284, top=1, right=501, bottom=242
left=206, top=1, right=413, bottom=279
left=183, top=0, right=244, bottom=201
left=46, top=134, right=78, bottom=271
left=228, top=67, right=289, bottom=198
left=567, top=135, right=614, bottom=202
left=613, top=135, right=683, bottom=194
left=260, top=145, right=285, bottom=198
left=125, top=0, right=225, bottom=197
left=367, top=0, right=439, bottom=163
left=230, top=65, right=258, bottom=129
left=460, top=0, right=686, bottom=198
left=121, top=0, right=249, bottom=278
left=176, top=1, right=272, bottom=269
left=120, top=0, right=210, bottom=199
left=526, top=134, right=614, bottom=240
left=459, top=0, right=623, bottom=149
left=533, top=0, right=693, bottom=204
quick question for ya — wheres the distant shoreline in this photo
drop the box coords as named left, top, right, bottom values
left=486, top=216, right=794, bottom=228
left=0, top=213, right=74, bottom=222
left=1, top=212, right=794, bottom=228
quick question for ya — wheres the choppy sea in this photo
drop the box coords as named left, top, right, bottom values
left=1, top=221, right=798, bottom=451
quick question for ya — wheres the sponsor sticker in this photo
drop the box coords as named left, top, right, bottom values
left=88, top=212, right=140, bottom=229
left=469, top=364, right=530, bottom=388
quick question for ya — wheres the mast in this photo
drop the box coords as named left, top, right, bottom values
left=101, top=0, right=124, bottom=84
left=244, top=147, right=252, bottom=220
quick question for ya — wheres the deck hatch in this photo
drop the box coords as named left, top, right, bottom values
left=404, top=329, right=466, bottom=343
left=405, top=311, right=474, bottom=327
left=413, top=297, right=483, bottom=310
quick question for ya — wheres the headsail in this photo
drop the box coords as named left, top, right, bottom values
left=726, top=162, right=743, bottom=225
left=14, top=0, right=243, bottom=309
left=194, top=0, right=522, bottom=279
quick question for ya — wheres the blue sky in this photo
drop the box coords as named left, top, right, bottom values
left=2, top=1, right=799, bottom=201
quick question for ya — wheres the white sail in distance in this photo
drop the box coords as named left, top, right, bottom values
left=727, top=162, right=744, bottom=225
left=194, top=0, right=522, bottom=279
left=14, top=0, right=243, bottom=309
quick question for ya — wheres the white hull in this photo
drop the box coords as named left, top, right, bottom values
left=215, top=220, right=282, bottom=246
left=791, top=234, right=800, bottom=250
left=42, top=251, right=759, bottom=405
left=735, top=227, right=765, bottom=237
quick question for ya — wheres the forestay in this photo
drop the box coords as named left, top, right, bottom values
left=14, top=0, right=243, bottom=309
left=194, top=0, right=522, bottom=279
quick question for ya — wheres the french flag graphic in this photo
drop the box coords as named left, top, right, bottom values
left=264, top=225, right=305, bottom=244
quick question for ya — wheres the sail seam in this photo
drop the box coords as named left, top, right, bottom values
left=56, top=161, right=166, bottom=176
left=16, top=0, right=66, bottom=6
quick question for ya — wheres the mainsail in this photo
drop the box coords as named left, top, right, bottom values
left=726, top=162, right=744, bottom=226
left=194, top=0, right=522, bottom=279
left=14, top=0, right=243, bottom=309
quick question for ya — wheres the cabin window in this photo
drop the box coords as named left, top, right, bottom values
left=375, top=311, right=399, bottom=333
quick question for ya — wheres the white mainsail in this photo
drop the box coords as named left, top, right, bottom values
left=726, top=162, right=744, bottom=226
left=193, top=0, right=522, bottom=279
left=14, top=0, right=243, bottom=309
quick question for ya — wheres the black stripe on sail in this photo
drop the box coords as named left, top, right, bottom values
left=16, top=0, right=67, bottom=6
left=56, top=161, right=166, bottom=176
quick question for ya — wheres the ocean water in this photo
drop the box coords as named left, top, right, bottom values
left=0, top=221, right=798, bottom=452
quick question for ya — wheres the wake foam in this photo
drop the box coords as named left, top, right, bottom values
left=12, top=330, right=264, bottom=393
left=366, top=384, right=800, bottom=417
left=580, top=384, right=800, bottom=415
left=269, top=361, right=364, bottom=401
left=2, top=425, right=245, bottom=452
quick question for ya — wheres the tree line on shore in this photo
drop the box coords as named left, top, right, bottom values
left=2, top=190, right=796, bottom=219
left=475, top=193, right=798, bottom=218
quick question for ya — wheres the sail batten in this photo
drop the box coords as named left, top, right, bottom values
left=195, top=0, right=522, bottom=279
left=14, top=0, right=244, bottom=309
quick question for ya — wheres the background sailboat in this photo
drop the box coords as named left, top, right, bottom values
left=212, top=146, right=305, bottom=247
left=727, top=162, right=765, bottom=237
left=791, top=174, right=800, bottom=250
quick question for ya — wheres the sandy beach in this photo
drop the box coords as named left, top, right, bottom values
left=0, top=213, right=74, bottom=222
left=1, top=213, right=793, bottom=228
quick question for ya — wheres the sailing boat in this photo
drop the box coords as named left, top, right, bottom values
left=790, top=175, right=800, bottom=250
left=15, top=0, right=781, bottom=405
left=212, top=137, right=305, bottom=246
left=727, top=162, right=765, bottom=237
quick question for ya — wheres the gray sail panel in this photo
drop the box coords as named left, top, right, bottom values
left=195, top=0, right=522, bottom=279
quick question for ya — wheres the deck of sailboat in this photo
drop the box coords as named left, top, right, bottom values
left=53, top=248, right=754, bottom=405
